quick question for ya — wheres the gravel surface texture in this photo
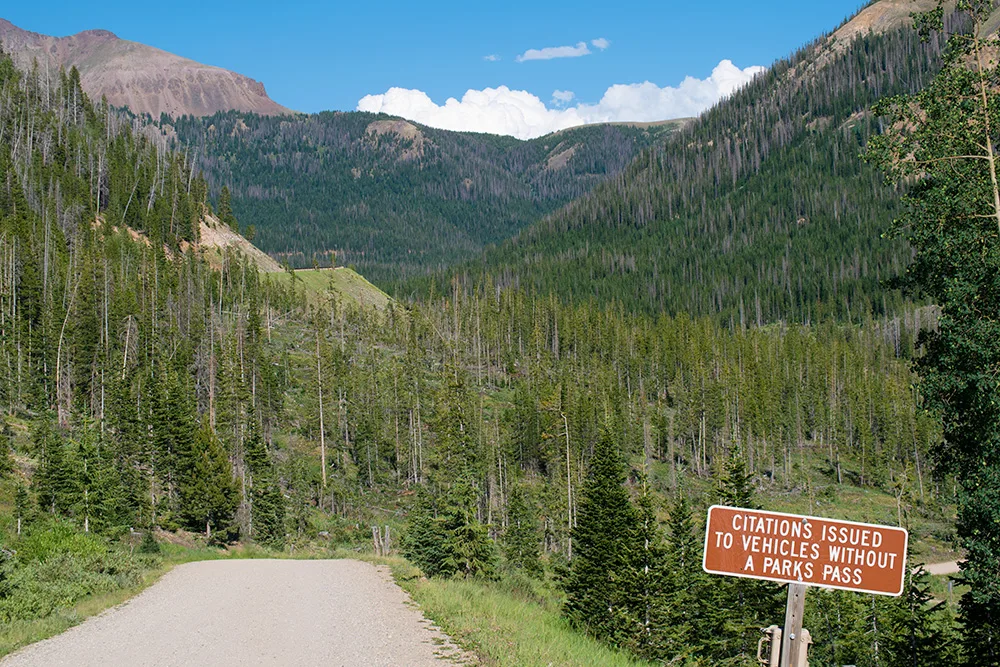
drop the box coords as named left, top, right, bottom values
left=1, top=559, right=467, bottom=667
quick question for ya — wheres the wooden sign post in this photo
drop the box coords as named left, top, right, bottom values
left=703, top=506, right=909, bottom=665
left=779, top=583, right=806, bottom=667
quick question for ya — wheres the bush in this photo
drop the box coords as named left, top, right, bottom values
left=0, top=519, right=152, bottom=623
left=138, top=531, right=161, bottom=555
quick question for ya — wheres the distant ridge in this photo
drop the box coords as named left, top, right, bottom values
left=0, top=18, right=291, bottom=118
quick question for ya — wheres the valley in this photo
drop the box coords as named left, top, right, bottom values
left=0, top=1, right=997, bottom=666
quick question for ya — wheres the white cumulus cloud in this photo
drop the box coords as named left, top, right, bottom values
left=483, top=54, right=501, bottom=62
left=516, top=41, right=591, bottom=62
left=551, top=90, right=576, bottom=106
left=591, top=37, right=611, bottom=50
left=357, top=59, right=765, bottom=140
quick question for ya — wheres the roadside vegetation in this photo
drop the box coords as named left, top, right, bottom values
left=0, top=3, right=995, bottom=666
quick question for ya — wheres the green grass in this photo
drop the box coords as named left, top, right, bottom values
left=926, top=572, right=967, bottom=607
left=0, top=573, right=159, bottom=658
left=390, top=560, right=650, bottom=667
left=267, top=267, right=392, bottom=310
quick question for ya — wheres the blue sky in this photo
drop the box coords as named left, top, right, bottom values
left=4, top=0, right=867, bottom=136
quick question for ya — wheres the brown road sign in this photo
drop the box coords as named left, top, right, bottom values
left=703, top=505, right=908, bottom=596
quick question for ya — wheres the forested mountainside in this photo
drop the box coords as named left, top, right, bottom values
left=0, top=20, right=960, bottom=667
left=167, top=112, right=681, bottom=282
left=0, top=45, right=290, bottom=540
left=439, top=19, right=951, bottom=324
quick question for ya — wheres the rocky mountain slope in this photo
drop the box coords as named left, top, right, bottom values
left=0, top=18, right=290, bottom=118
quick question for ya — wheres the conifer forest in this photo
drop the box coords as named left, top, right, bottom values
left=2, top=1, right=1000, bottom=665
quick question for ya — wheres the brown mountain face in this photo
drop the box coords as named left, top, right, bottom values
left=0, top=19, right=291, bottom=118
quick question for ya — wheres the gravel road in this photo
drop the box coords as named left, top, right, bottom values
left=1, top=559, right=468, bottom=667
left=923, top=560, right=961, bottom=576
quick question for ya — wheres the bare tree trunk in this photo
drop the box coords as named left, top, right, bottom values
left=974, top=33, right=1000, bottom=234
left=316, top=326, right=327, bottom=488
left=563, top=412, right=572, bottom=560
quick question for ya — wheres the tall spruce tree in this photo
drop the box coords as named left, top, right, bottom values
left=563, top=428, right=639, bottom=646
left=866, top=2, right=1000, bottom=662
left=0, top=427, right=12, bottom=479
left=244, top=418, right=285, bottom=546
left=661, top=495, right=707, bottom=662
left=625, top=478, right=670, bottom=661
left=401, top=489, right=455, bottom=577
left=501, top=481, right=542, bottom=577
left=218, top=185, right=236, bottom=229
left=441, top=480, right=498, bottom=580
left=177, top=420, right=237, bottom=537
left=886, top=561, right=956, bottom=666
left=703, top=452, right=781, bottom=664
left=32, top=417, right=75, bottom=516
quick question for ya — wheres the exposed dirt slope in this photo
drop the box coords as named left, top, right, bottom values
left=831, top=0, right=942, bottom=44
left=0, top=19, right=291, bottom=118
left=194, top=214, right=284, bottom=273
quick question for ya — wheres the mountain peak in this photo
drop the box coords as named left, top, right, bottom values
left=76, top=28, right=117, bottom=40
left=832, top=0, right=939, bottom=44
left=0, top=18, right=290, bottom=119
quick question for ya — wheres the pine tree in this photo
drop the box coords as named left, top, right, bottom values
left=442, top=481, right=497, bottom=580
left=177, top=420, right=237, bottom=537
left=719, top=450, right=757, bottom=509
left=401, top=489, right=452, bottom=577
left=661, top=495, right=706, bottom=662
left=563, top=428, right=639, bottom=645
left=626, top=478, right=670, bottom=661
left=703, top=452, right=781, bottom=663
left=501, top=481, right=542, bottom=577
left=139, top=530, right=162, bottom=555
left=886, top=561, right=956, bottom=667
left=0, top=426, right=12, bottom=479
left=245, top=418, right=285, bottom=547
left=218, top=185, right=236, bottom=229
left=32, top=417, right=75, bottom=516
left=150, top=370, right=195, bottom=510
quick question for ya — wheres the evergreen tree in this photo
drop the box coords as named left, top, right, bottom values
left=217, top=185, right=236, bottom=229
left=719, top=451, right=757, bottom=509
left=401, top=489, right=452, bottom=577
left=563, top=428, right=638, bottom=645
left=442, top=481, right=497, bottom=580
left=75, top=425, right=99, bottom=533
left=177, top=420, right=237, bottom=537
left=501, top=481, right=542, bottom=577
left=0, top=427, right=12, bottom=479
left=886, top=561, right=956, bottom=667
left=401, top=482, right=498, bottom=579
left=32, top=417, right=75, bottom=516
left=139, top=530, right=162, bottom=555
left=661, top=495, right=706, bottom=662
left=703, top=452, right=781, bottom=663
left=867, top=3, right=1000, bottom=662
left=245, top=418, right=285, bottom=546
left=626, top=478, right=670, bottom=661
left=151, top=369, right=195, bottom=510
